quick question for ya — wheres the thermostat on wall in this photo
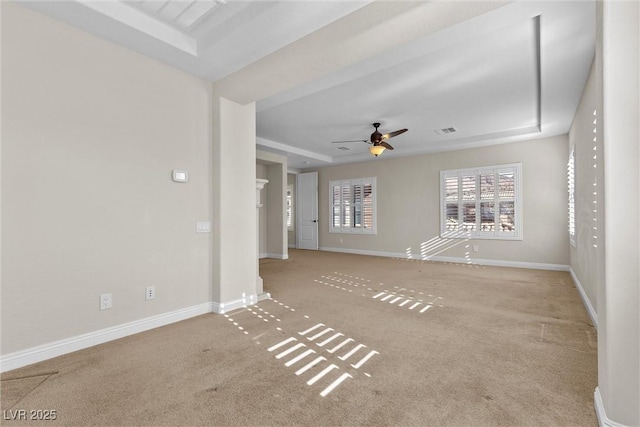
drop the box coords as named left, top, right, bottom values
left=172, top=170, right=189, bottom=183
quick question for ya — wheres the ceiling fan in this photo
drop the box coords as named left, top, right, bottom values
left=332, top=123, right=408, bottom=157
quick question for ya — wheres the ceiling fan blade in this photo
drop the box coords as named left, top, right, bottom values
left=332, top=139, right=368, bottom=143
left=380, top=141, right=394, bottom=150
left=382, top=128, right=408, bottom=139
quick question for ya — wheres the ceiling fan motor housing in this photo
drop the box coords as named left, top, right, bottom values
left=371, top=123, right=383, bottom=144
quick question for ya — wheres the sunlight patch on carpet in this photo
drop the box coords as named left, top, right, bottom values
left=267, top=321, right=378, bottom=397
left=313, top=272, right=445, bottom=314
left=223, top=297, right=379, bottom=399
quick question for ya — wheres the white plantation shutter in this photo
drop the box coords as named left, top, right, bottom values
left=568, top=146, right=576, bottom=246
left=461, top=174, right=477, bottom=232
left=329, top=177, right=376, bottom=234
left=286, top=185, right=294, bottom=231
left=444, top=176, right=459, bottom=231
left=440, top=164, right=522, bottom=240
left=331, top=184, right=341, bottom=229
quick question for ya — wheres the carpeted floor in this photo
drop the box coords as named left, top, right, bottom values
left=1, top=249, right=597, bottom=426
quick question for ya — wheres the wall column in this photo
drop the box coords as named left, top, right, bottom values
left=256, top=178, right=270, bottom=299
left=211, top=89, right=259, bottom=311
left=596, top=1, right=640, bottom=425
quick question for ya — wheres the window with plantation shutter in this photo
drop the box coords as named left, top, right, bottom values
left=330, top=177, right=376, bottom=234
left=286, top=185, right=294, bottom=231
left=440, top=164, right=522, bottom=240
left=567, top=147, right=576, bottom=246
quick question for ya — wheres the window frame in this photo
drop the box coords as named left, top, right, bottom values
left=329, top=177, right=377, bottom=235
left=440, top=163, right=523, bottom=240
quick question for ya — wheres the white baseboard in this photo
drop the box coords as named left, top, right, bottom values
left=211, top=293, right=266, bottom=314
left=265, top=253, right=289, bottom=260
left=319, top=247, right=570, bottom=271
left=427, top=255, right=569, bottom=271
left=288, top=244, right=296, bottom=249
left=1, top=292, right=273, bottom=373
left=595, top=387, right=630, bottom=427
left=0, top=302, right=213, bottom=373
left=258, top=292, right=272, bottom=301
left=569, top=267, right=598, bottom=327
left=320, top=246, right=406, bottom=259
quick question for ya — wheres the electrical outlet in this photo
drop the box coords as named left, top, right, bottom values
left=145, top=286, right=156, bottom=301
left=100, top=293, right=112, bottom=310
left=473, top=245, right=479, bottom=252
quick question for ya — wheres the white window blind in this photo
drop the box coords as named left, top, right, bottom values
left=330, top=177, right=376, bottom=234
left=568, top=147, right=576, bottom=246
left=440, top=164, right=522, bottom=240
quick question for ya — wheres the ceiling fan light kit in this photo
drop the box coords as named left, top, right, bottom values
left=369, top=145, right=386, bottom=157
left=332, top=122, right=408, bottom=158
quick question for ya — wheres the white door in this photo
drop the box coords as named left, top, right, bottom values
left=297, top=172, right=318, bottom=250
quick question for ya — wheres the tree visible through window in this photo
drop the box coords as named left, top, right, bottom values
left=330, top=178, right=376, bottom=234
left=441, top=164, right=522, bottom=239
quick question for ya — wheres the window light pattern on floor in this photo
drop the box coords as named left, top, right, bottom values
left=268, top=322, right=378, bottom=397
left=222, top=297, right=378, bottom=398
left=313, top=272, right=444, bottom=314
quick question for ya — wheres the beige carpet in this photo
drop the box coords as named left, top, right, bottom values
left=1, top=249, right=597, bottom=426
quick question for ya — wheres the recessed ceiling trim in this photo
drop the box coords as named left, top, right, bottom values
left=388, top=126, right=543, bottom=158
left=183, top=1, right=222, bottom=32
left=80, top=1, right=198, bottom=56
left=534, top=15, right=542, bottom=133
left=257, top=138, right=333, bottom=164
left=323, top=125, right=544, bottom=168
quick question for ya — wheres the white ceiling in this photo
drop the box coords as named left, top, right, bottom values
left=22, top=1, right=595, bottom=171
left=256, top=1, right=595, bottom=169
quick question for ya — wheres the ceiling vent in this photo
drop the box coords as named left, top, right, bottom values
left=336, top=146, right=351, bottom=151
left=434, top=127, right=457, bottom=135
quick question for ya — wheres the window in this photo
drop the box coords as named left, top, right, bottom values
left=568, top=146, right=576, bottom=247
left=286, top=185, right=294, bottom=231
left=591, top=109, right=598, bottom=248
left=440, top=164, right=522, bottom=240
left=330, top=177, right=376, bottom=234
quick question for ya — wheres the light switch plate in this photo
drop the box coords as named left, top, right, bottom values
left=100, top=293, right=112, bottom=310
left=172, top=170, right=188, bottom=183
left=196, top=221, right=211, bottom=233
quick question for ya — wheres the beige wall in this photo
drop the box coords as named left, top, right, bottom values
left=1, top=3, right=213, bottom=354
left=308, top=135, right=570, bottom=267
left=265, top=163, right=286, bottom=258
left=256, top=150, right=288, bottom=259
